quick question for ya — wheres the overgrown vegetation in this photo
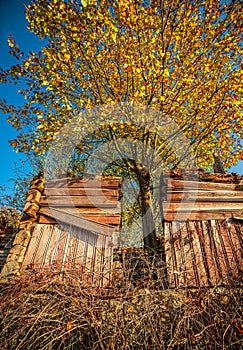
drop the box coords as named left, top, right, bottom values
left=0, top=254, right=242, bottom=350
left=0, top=206, right=20, bottom=233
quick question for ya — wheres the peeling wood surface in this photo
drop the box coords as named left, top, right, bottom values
left=39, top=213, right=121, bottom=226
left=40, top=177, right=122, bottom=228
left=15, top=174, right=243, bottom=289
left=21, top=224, right=115, bottom=287
left=45, top=188, right=119, bottom=197
left=39, top=208, right=117, bottom=236
left=162, top=178, right=243, bottom=220
left=19, top=177, right=121, bottom=287
left=45, top=177, right=122, bottom=188
left=164, top=210, right=243, bottom=221
left=40, top=196, right=118, bottom=207
left=164, top=219, right=243, bottom=287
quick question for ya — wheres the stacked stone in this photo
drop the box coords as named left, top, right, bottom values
left=0, top=174, right=44, bottom=280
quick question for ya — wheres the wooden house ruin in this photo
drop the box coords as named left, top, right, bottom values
left=0, top=175, right=122, bottom=287
left=0, top=171, right=242, bottom=288
left=162, top=172, right=243, bottom=288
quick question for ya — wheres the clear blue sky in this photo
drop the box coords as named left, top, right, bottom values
left=0, top=0, right=242, bottom=196
left=0, top=0, right=43, bottom=194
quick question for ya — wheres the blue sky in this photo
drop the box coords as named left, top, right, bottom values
left=0, top=0, right=242, bottom=198
left=0, top=0, right=43, bottom=193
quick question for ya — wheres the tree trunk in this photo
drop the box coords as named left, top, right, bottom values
left=135, top=164, right=158, bottom=250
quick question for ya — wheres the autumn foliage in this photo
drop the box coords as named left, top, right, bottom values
left=0, top=0, right=242, bottom=169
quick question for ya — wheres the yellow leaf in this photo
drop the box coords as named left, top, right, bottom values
left=7, top=38, right=14, bottom=48
left=163, top=69, right=169, bottom=77
left=81, top=0, right=88, bottom=7
left=37, top=124, right=44, bottom=129
left=66, top=321, right=74, bottom=332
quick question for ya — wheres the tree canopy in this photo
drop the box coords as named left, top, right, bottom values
left=0, top=0, right=242, bottom=247
left=1, top=0, right=242, bottom=168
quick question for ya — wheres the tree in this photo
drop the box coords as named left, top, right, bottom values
left=0, top=0, right=242, bottom=248
left=0, top=206, right=20, bottom=233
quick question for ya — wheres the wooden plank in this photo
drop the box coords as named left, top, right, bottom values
left=44, top=188, right=119, bottom=197
left=74, top=235, right=85, bottom=271
left=167, top=190, right=243, bottom=201
left=40, top=207, right=122, bottom=218
left=45, top=177, right=122, bottom=189
left=227, top=221, right=243, bottom=266
left=75, top=206, right=121, bottom=215
left=62, top=231, right=76, bottom=270
left=164, top=210, right=243, bottom=221
left=39, top=213, right=121, bottom=226
left=168, top=195, right=243, bottom=202
left=39, top=208, right=115, bottom=236
left=193, top=221, right=211, bottom=285
left=40, top=196, right=118, bottom=207
left=164, top=222, right=177, bottom=288
left=81, top=214, right=121, bottom=226
left=218, top=220, right=242, bottom=272
left=43, top=225, right=61, bottom=267
left=212, top=220, right=231, bottom=279
left=32, top=225, right=53, bottom=268
left=200, top=221, right=219, bottom=285
left=21, top=225, right=44, bottom=270
left=168, top=179, right=243, bottom=191
left=163, top=201, right=243, bottom=212
left=183, top=222, right=198, bottom=286
left=51, top=228, right=67, bottom=268
left=39, top=214, right=57, bottom=224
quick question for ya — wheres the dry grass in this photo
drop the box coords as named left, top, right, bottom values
left=0, top=251, right=242, bottom=350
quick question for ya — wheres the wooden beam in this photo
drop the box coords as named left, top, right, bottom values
left=39, top=208, right=116, bottom=236
left=40, top=196, right=119, bottom=208
left=168, top=180, right=243, bottom=191
left=39, top=213, right=121, bottom=226
left=168, top=189, right=243, bottom=199
left=75, top=207, right=121, bottom=214
left=44, top=188, right=119, bottom=197
left=164, top=210, right=243, bottom=221
left=163, top=201, right=243, bottom=211
left=45, top=177, right=122, bottom=189
left=167, top=194, right=243, bottom=202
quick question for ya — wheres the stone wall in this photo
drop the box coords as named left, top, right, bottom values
left=0, top=174, right=44, bottom=281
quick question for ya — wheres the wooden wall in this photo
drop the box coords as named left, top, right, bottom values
left=2, top=172, right=242, bottom=288
left=164, top=218, right=243, bottom=287
left=162, top=178, right=243, bottom=220
left=20, top=176, right=122, bottom=287
left=39, top=176, right=122, bottom=228
left=21, top=223, right=116, bottom=287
